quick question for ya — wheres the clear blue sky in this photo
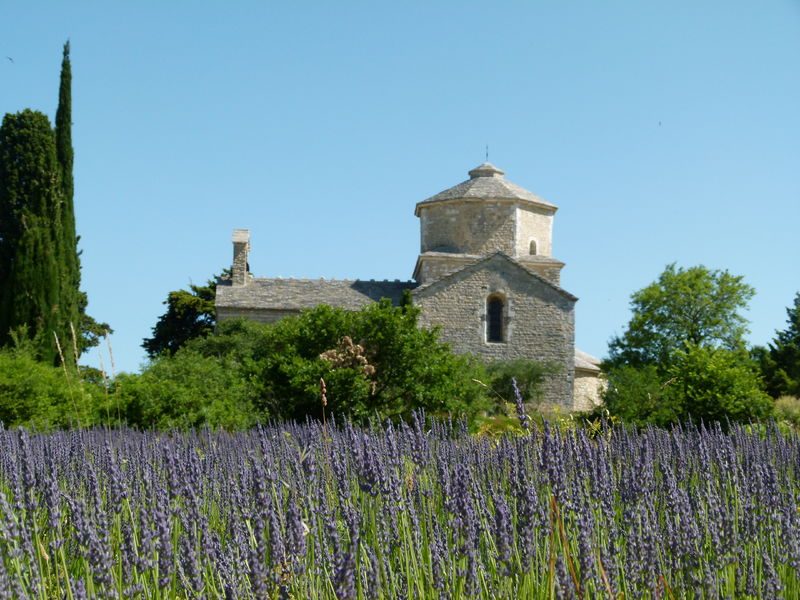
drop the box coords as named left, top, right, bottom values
left=2, top=2, right=799, bottom=374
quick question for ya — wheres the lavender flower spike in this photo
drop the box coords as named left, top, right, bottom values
left=512, top=377, right=530, bottom=431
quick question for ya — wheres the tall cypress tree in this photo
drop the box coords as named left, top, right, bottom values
left=0, top=43, right=108, bottom=362
left=54, top=40, right=82, bottom=352
left=0, top=110, right=66, bottom=364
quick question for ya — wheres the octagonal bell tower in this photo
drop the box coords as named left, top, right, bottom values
left=413, top=163, right=565, bottom=285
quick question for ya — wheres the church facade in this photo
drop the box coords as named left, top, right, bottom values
left=215, top=163, right=602, bottom=410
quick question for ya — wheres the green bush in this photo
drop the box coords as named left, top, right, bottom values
left=187, top=300, right=491, bottom=424
left=603, top=345, right=773, bottom=427
left=602, top=364, right=678, bottom=427
left=484, top=359, right=558, bottom=405
left=112, top=349, right=259, bottom=430
left=668, top=344, right=773, bottom=424
left=0, top=347, right=100, bottom=429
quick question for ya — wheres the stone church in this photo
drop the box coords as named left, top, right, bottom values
left=215, top=163, right=603, bottom=410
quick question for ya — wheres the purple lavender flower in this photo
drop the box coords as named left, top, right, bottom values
left=512, top=377, right=530, bottom=431
left=492, top=491, right=513, bottom=576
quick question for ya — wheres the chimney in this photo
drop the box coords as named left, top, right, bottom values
left=231, top=229, right=250, bottom=286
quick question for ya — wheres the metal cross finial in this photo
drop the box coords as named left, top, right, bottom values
left=485, top=144, right=489, bottom=162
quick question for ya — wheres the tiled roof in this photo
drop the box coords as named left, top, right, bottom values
left=216, top=278, right=418, bottom=311
left=416, top=162, right=556, bottom=211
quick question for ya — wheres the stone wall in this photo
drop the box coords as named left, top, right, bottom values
left=515, top=205, right=554, bottom=258
left=414, top=256, right=575, bottom=407
left=217, top=307, right=301, bottom=324
left=419, top=201, right=516, bottom=256
left=414, top=253, right=479, bottom=284
left=573, top=370, right=606, bottom=412
left=515, top=257, right=564, bottom=286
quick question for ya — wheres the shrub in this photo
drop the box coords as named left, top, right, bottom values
left=485, top=359, right=558, bottom=405
left=604, top=345, right=773, bottom=427
left=602, top=364, right=678, bottom=427
left=668, top=344, right=773, bottom=424
left=0, top=347, right=100, bottom=429
left=188, top=300, right=491, bottom=424
left=113, top=349, right=259, bottom=429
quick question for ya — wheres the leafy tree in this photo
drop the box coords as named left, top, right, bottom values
left=604, top=264, right=769, bottom=425
left=755, top=292, right=800, bottom=398
left=142, top=272, right=223, bottom=358
left=607, top=263, right=754, bottom=368
left=0, top=110, right=65, bottom=364
left=602, top=364, right=677, bottom=427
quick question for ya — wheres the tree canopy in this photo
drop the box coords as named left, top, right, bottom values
left=603, top=264, right=770, bottom=426
left=607, top=263, right=755, bottom=369
left=184, top=300, right=491, bottom=423
left=142, top=273, right=221, bottom=358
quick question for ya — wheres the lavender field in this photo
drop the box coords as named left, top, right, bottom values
left=0, top=416, right=798, bottom=599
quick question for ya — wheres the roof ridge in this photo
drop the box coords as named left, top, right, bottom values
left=251, top=276, right=416, bottom=284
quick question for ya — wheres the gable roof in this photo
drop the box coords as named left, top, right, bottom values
left=216, top=278, right=417, bottom=311
left=412, top=252, right=578, bottom=302
left=416, top=162, right=556, bottom=214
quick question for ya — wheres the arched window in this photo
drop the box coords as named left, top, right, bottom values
left=529, top=239, right=538, bottom=255
left=486, top=294, right=505, bottom=343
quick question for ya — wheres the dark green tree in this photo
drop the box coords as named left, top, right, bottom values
left=0, top=42, right=107, bottom=363
left=0, top=110, right=65, bottom=364
left=755, top=292, right=800, bottom=398
left=54, top=41, right=109, bottom=352
left=142, top=273, right=222, bottom=358
left=54, top=40, right=80, bottom=347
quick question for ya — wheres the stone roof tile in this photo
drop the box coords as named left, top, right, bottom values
left=417, top=163, right=556, bottom=210
left=216, top=278, right=418, bottom=311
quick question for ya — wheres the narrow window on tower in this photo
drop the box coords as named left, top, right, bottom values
left=486, top=294, right=505, bottom=343
left=529, top=239, right=538, bottom=255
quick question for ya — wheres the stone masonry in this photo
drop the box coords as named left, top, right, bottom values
left=414, top=253, right=577, bottom=406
